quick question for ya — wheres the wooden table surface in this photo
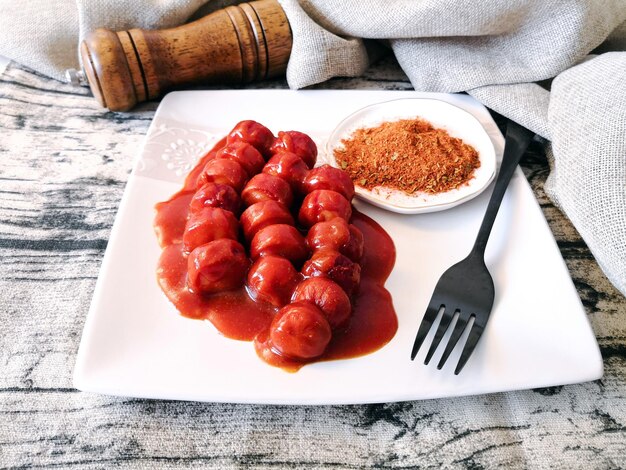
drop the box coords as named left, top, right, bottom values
left=1, top=58, right=625, bottom=469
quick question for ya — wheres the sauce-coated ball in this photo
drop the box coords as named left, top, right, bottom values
left=270, top=131, right=317, bottom=169
left=298, top=190, right=352, bottom=228
left=241, top=173, right=293, bottom=208
left=269, top=301, right=332, bottom=359
left=301, top=249, right=361, bottom=296
left=302, top=164, right=355, bottom=201
left=215, top=141, right=265, bottom=177
left=227, top=120, right=275, bottom=158
left=292, top=278, right=351, bottom=329
left=250, top=224, right=309, bottom=266
left=247, top=256, right=300, bottom=308
left=187, top=239, right=249, bottom=294
left=182, top=207, right=239, bottom=254
left=196, top=158, right=248, bottom=193
left=189, top=182, right=240, bottom=216
left=240, top=200, right=294, bottom=242
left=306, top=218, right=364, bottom=262
left=262, top=151, right=309, bottom=193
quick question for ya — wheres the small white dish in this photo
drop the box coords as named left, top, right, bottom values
left=325, top=98, right=497, bottom=214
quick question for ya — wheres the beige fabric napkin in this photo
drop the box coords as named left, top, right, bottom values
left=1, top=0, right=625, bottom=295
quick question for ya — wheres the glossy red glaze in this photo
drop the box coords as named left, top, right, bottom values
left=182, top=207, right=239, bottom=254
left=187, top=239, right=249, bottom=294
left=227, top=120, right=275, bottom=158
left=250, top=224, right=309, bottom=266
left=247, top=256, right=301, bottom=308
left=270, top=131, right=317, bottom=169
left=302, top=164, right=355, bottom=201
left=154, top=191, right=193, bottom=247
left=269, top=302, right=331, bottom=360
left=189, top=182, right=240, bottom=216
left=262, top=151, right=309, bottom=193
left=154, top=128, right=397, bottom=372
left=298, top=190, right=352, bottom=228
left=240, top=200, right=294, bottom=242
left=197, top=158, right=248, bottom=193
left=306, top=218, right=364, bottom=262
left=157, top=243, right=273, bottom=340
left=215, top=141, right=265, bottom=177
left=345, top=225, right=365, bottom=263
left=241, top=173, right=294, bottom=208
left=292, top=277, right=351, bottom=330
left=302, top=249, right=361, bottom=297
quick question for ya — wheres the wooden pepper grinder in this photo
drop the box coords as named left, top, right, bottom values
left=72, top=0, right=292, bottom=111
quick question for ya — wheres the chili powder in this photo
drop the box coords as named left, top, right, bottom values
left=334, top=118, right=480, bottom=195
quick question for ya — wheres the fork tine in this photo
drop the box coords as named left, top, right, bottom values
left=436, top=313, right=470, bottom=370
left=424, top=308, right=457, bottom=365
left=454, top=318, right=484, bottom=375
left=410, top=303, right=443, bottom=360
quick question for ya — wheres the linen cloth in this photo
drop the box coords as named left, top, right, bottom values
left=1, top=0, right=624, bottom=295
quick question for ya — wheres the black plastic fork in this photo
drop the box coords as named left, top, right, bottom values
left=410, top=120, right=534, bottom=374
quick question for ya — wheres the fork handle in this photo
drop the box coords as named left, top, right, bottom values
left=470, top=120, right=534, bottom=257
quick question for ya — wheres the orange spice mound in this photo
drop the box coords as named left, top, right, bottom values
left=334, top=118, right=481, bottom=195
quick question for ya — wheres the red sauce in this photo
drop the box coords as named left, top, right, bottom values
left=154, top=129, right=397, bottom=372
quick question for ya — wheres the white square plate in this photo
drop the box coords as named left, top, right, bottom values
left=74, top=90, right=602, bottom=404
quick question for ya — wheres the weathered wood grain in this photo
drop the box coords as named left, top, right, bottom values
left=0, top=58, right=625, bottom=469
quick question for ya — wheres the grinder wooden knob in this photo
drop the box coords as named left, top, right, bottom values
left=80, top=0, right=292, bottom=111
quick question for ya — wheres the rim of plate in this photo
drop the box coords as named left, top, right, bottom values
left=325, top=98, right=497, bottom=214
